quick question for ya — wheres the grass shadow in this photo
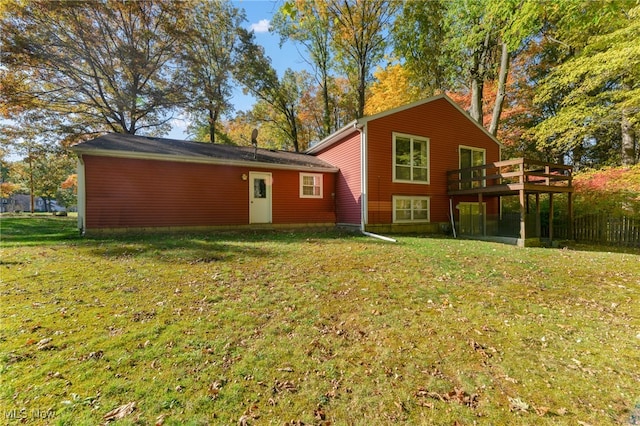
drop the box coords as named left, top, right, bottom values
left=0, top=215, right=80, bottom=246
left=1, top=216, right=373, bottom=263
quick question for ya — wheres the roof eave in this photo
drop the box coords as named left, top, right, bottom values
left=304, top=120, right=360, bottom=155
left=71, top=147, right=339, bottom=173
left=357, top=94, right=504, bottom=149
left=305, top=94, right=504, bottom=155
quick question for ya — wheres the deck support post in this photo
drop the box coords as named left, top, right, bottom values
left=549, top=193, right=554, bottom=242
left=478, top=192, right=485, bottom=236
left=535, top=193, right=541, bottom=237
left=519, top=188, right=526, bottom=241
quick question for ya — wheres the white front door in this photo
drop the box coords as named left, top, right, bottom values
left=249, top=172, right=272, bottom=224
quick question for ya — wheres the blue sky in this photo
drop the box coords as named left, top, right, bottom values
left=169, top=0, right=308, bottom=139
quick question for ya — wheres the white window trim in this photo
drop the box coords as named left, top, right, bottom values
left=299, top=173, right=323, bottom=198
left=459, top=145, right=486, bottom=189
left=392, top=132, right=430, bottom=185
left=392, top=195, right=431, bottom=223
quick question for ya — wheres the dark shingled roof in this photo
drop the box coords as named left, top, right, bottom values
left=71, top=133, right=337, bottom=171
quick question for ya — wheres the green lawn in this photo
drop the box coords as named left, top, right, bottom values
left=1, top=217, right=639, bottom=425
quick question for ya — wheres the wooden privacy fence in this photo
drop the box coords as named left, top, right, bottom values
left=571, top=214, right=640, bottom=247
left=472, top=213, right=639, bottom=247
left=540, top=214, right=639, bottom=247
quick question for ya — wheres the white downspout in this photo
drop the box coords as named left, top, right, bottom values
left=362, top=230, right=397, bottom=243
left=357, top=122, right=397, bottom=243
left=358, top=122, right=367, bottom=231
left=77, top=156, right=86, bottom=235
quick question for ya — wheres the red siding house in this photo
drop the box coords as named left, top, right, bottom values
left=307, top=94, right=502, bottom=234
left=72, top=95, right=502, bottom=236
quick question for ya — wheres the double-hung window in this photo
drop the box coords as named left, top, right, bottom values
left=300, top=173, right=322, bottom=198
left=393, top=196, right=430, bottom=223
left=393, top=133, right=429, bottom=184
left=459, top=146, right=486, bottom=189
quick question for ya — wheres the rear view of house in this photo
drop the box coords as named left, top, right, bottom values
left=72, top=95, right=571, bottom=245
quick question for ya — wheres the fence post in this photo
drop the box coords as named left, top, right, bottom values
left=568, top=192, right=574, bottom=240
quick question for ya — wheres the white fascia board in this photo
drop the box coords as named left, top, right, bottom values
left=440, top=96, right=505, bottom=150
left=357, top=94, right=504, bottom=150
left=72, top=149, right=339, bottom=173
left=304, top=120, right=360, bottom=154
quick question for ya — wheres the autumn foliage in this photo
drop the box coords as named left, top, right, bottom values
left=61, top=174, right=77, bottom=194
left=572, top=165, right=640, bottom=218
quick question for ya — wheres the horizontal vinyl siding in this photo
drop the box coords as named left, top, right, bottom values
left=314, top=132, right=362, bottom=225
left=83, top=155, right=336, bottom=229
left=271, top=170, right=336, bottom=224
left=366, top=98, right=500, bottom=224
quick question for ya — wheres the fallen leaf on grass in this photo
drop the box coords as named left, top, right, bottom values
left=36, top=338, right=55, bottom=350
left=238, top=405, right=260, bottom=425
left=103, top=401, right=136, bottom=422
left=534, top=405, right=550, bottom=416
left=314, top=405, right=326, bottom=420
left=468, top=339, right=495, bottom=358
left=273, top=379, right=297, bottom=393
left=415, top=387, right=479, bottom=408
left=416, top=400, right=434, bottom=408
left=508, top=396, right=529, bottom=412
left=209, top=381, right=223, bottom=399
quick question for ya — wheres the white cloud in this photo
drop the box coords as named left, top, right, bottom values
left=249, top=19, right=270, bottom=33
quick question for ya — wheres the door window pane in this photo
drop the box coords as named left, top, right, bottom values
left=459, top=147, right=485, bottom=189
left=254, top=178, right=266, bottom=198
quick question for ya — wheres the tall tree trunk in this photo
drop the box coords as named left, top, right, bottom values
left=322, top=70, right=331, bottom=137
left=621, top=108, right=637, bottom=166
left=489, top=43, right=509, bottom=137
left=27, top=147, right=35, bottom=214
left=470, top=78, right=483, bottom=123
left=470, top=31, right=492, bottom=124
left=286, top=105, right=300, bottom=153
left=208, top=103, right=218, bottom=144
left=357, top=61, right=366, bottom=119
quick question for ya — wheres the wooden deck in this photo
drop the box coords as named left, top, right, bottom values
left=447, top=158, right=573, bottom=196
left=447, top=158, right=574, bottom=246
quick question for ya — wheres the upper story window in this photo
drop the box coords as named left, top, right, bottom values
left=300, top=173, right=323, bottom=198
left=393, top=133, right=430, bottom=184
left=459, top=146, right=486, bottom=189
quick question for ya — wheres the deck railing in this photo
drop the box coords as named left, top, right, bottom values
left=447, top=158, right=573, bottom=194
